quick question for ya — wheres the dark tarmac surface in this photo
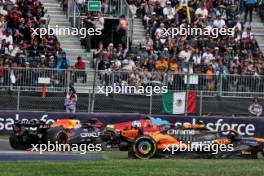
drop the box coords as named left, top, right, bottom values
left=0, top=140, right=103, bottom=161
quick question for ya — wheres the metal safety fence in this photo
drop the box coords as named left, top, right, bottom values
left=102, top=71, right=264, bottom=98
left=1, top=68, right=264, bottom=97
left=0, top=90, right=263, bottom=116
left=1, top=68, right=264, bottom=115
left=0, top=68, right=93, bottom=92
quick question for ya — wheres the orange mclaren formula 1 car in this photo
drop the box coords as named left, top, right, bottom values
left=129, top=123, right=264, bottom=159
left=9, top=118, right=103, bottom=150
left=101, top=117, right=171, bottom=150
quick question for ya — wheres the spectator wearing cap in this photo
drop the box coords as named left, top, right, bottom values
left=138, top=45, right=149, bottom=62
left=110, top=54, right=121, bottom=71
left=155, top=23, right=165, bottom=38
left=47, top=55, right=56, bottom=68
left=192, top=48, right=202, bottom=65
left=122, top=55, right=135, bottom=71
left=195, top=3, right=208, bottom=19
left=213, top=14, right=226, bottom=28
left=141, top=33, right=153, bottom=51
left=3, top=30, right=13, bottom=48
left=233, top=15, right=242, bottom=32
left=163, top=1, right=176, bottom=20
left=215, top=5, right=227, bottom=20
left=248, top=97, right=262, bottom=117
left=38, top=54, right=47, bottom=68
left=242, top=26, right=254, bottom=40
left=178, top=44, right=194, bottom=63
left=116, top=44, right=127, bottom=60
left=162, top=47, right=170, bottom=59
left=107, top=43, right=117, bottom=56
left=202, top=48, right=214, bottom=65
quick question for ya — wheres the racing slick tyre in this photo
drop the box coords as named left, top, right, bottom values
left=133, top=135, right=157, bottom=159
left=119, top=142, right=128, bottom=151
left=46, top=128, right=68, bottom=144
left=103, top=129, right=119, bottom=145
left=256, top=149, right=264, bottom=159
left=9, top=133, right=30, bottom=150
left=128, top=147, right=136, bottom=159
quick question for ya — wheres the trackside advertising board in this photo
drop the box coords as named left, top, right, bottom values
left=0, top=111, right=263, bottom=137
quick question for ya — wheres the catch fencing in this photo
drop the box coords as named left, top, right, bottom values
left=0, top=91, right=263, bottom=116
left=1, top=68, right=264, bottom=96
left=0, top=68, right=264, bottom=115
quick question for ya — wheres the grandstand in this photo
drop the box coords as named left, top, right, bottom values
left=0, top=0, right=264, bottom=116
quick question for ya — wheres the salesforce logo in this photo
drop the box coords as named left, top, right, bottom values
left=175, top=118, right=256, bottom=136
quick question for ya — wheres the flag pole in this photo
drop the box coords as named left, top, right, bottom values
left=185, top=61, right=191, bottom=116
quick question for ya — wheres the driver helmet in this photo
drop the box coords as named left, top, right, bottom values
left=183, top=122, right=192, bottom=128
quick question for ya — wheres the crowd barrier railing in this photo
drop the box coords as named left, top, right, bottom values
left=1, top=68, right=264, bottom=97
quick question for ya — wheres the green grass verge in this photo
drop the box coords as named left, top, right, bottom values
left=0, top=135, right=8, bottom=140
left=0, top=159, right=264, bottom=176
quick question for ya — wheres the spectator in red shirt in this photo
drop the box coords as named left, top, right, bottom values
left=75, top=56, right=86, bottom=70
left=74, top=56, right=87, bottom=83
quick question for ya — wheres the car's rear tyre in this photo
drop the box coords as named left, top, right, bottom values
left=119, top=142, right=128, bottom=151
left=103, top=130, right=119, bottom=145
left=128, top=147, right=136, bottom=159
left=46, top=128, right=68, bottom=144
left=257, top=149, right=264, bottom=159
left=133, top=136, right=156, bottom=159
left=9, top=133, right=30, bottom=150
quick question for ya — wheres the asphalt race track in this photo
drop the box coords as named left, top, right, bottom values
left=0, top=140, right=103, bottom=161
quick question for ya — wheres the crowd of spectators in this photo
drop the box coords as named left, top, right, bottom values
left=0, top=0, right=263, bottom=92
left=0, top=0, right=87, bottom=87
left=94, top=0, right=264, bottom=91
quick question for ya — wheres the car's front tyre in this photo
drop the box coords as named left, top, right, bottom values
left=132, top=135, right=157, bottom=159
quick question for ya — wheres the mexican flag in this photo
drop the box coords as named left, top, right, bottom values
left=162, top=92, right=197, bottom=114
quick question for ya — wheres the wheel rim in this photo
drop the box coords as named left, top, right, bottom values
left=57, top=132, right=67, bottom=144
left=137, top=141, right=152, bottom=155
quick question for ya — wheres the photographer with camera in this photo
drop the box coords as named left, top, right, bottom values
left=248, top=97, right=263, bottom=117
left=64, top=87, right=78, bottom=113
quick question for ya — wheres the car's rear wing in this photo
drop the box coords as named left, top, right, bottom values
left=14, top=120, right=49, bottom=128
